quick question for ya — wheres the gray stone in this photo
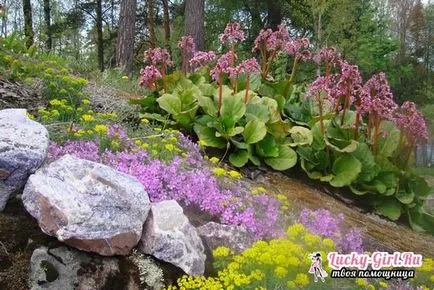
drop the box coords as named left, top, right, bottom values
left=129, top=250, right=165, bottom=290
left=139, top=200, right=206, bottom=277
left=197, top=222, right=254, bottom=253
left=29, top=246, right=139, bottom=290
left=22, top=154, right=151, bottom=256
left=0, top=109, right=49, bottom=211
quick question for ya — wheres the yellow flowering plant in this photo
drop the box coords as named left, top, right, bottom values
left=168, top=224, right=358, bottom=290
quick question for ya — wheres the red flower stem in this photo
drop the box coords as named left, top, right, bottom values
left=162, top=60, right=167, bottom=93
left=283, top=58, right=299, bottom=98
left=218, top=73, right=223, bottom=116
left=244, top=74, right=250, bottom=103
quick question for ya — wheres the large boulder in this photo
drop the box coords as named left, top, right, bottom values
left=197, top=222, right=254, bottom=253
left=29, top=246, right=139, bottom=290
left=139, top=200, right=206, bottom=277
left=0, top=108, right=49, bottom=211
left=22, top=154, right=151, bottom=256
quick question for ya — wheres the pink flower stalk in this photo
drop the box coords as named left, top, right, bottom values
left=177, top=35, right=196, bottom=52
left=362, top=73, right=397, bottom=120
left=139, top=65, right=162, bottom=90
left=219, top=22, right=245, bottom=44
left=210, top=52, right=236, bottom=81
left=178, top=35, right=196, bottom=74
left=394, top=101, right=428, bottom=145
left=313, top=47, right=341, bottom=66
left=253, top=24, right=291, bottom=79
left=360, top=73, right=398, bottom=154
left=237, top=58, right=261, bottom=103
left=284, top=38, right=312, bottom=61
left=143, top=47, right=173, bottom=67
left=210, top=52, right=237, bottom=114
left=189, top=51, right=217, bottom=70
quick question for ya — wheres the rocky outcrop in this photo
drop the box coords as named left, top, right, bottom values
left=139, top=200, right=206, bottom=277
left=22, top=154, right=151, bottom=256
left=29, top=246, right=139, bottom=290
left=197, top=222, right=254, bottom=253
left=0, top=109, right=49, bottom=211
left=0, top=79, right=45, bottom=113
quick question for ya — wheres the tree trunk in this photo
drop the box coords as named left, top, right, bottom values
left=148, top=0, right=156, bottom=48
left=184, top=0, right=204, bottom=51
left=43, top=0, right=52, bottom=51
left=96, top=0, right=104, bottom=71
left=266, top=0, right=282, bottom=30
left=116, top=0, right=137, bottom=75
left=22, top=0, right=34, bottom=48
left=162, top=0, right=171, bottom=49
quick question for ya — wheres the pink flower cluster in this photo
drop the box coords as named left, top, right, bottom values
left=313, top=47, right=341, bottom=66
left=210, top=51, right=236, bottom=81
left=226, top=57, right=261, bottom=79
left=219, top=22, right=245, bottom=44
left=306, top=60, right=363, bottom=107
left=284, top=38, right=312, bottom=61
left=177, top=35, right=196, bottom=54
left=360, top=73, right=397, bottom=120
left=143, top=47, right=173, bottom=66
left=252, top=23, right=290, bottom=53
left=139, top=65, right=162, bottom=89
left=394, top=101, right=428, bottom=144
left=189, top=51, right=217, bottom=70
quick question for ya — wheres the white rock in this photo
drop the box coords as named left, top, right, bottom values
left=22, top=154, right=151, bottom=256
left=0, top=109, right=49, bottom=211
left=139, top=200, right=206, bottom=276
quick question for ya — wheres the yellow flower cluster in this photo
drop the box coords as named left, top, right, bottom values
left=212, top=167, right=242, bottom=179
left=168, top=224, right=336, bottom=290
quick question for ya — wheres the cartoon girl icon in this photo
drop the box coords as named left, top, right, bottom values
left=308, top=252, right=328, bottom=282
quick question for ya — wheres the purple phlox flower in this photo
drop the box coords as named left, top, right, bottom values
left=394, top=101, right=428, bottom=144
left=139, top=65, right=162, bottom=89
left=210, top=51, right=237, bottom=81
left=143, top=47, right=173, bottom=66
left=189, top=51, right=217, bottom=70
left=219, top=22, right=245, bottom=44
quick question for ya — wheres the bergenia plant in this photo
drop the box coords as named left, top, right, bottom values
left=210, top=52, right=236, bottom=114
left=189, top=51, right=217, bottom=71
left=141, top=47, right=173, bottom=92
left=253, top=24, right=290, bottom=80
left=178, top=35, right=196, bottom=74
left=394, top=101, right=428, bottom=166
left=360, top=73, right=397, bottom=155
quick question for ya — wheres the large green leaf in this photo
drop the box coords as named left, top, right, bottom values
left=193, top=116, right=226, bottom=148
left=377, top=120, right=400, bottom=158
left=396, top=189, right=415, bottom=205
left=267, top=120, right=292, bottom=141
left=265, top=146, right=297, bottom=171
left=256, top=134, right=279, bottom=158
left=220, top=94, right=246, bottom=129
left=408, top=205, right=434, bottom=233
left=245, top=103, right=270, bottom=123
left=330, top=154, right=362, bottom=187
left=352, top=143, right=380, bottom=183
left=157, top=94, right=181, bottom=115
left=197, top=95, right=218, bottom=117
left=243, top=119, right=267, bottom=144
left=288, top=126, right=313, bottom=147
left=376, top=199, right=402, bottom=221
left=229, top=150, right=249, bottom=167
